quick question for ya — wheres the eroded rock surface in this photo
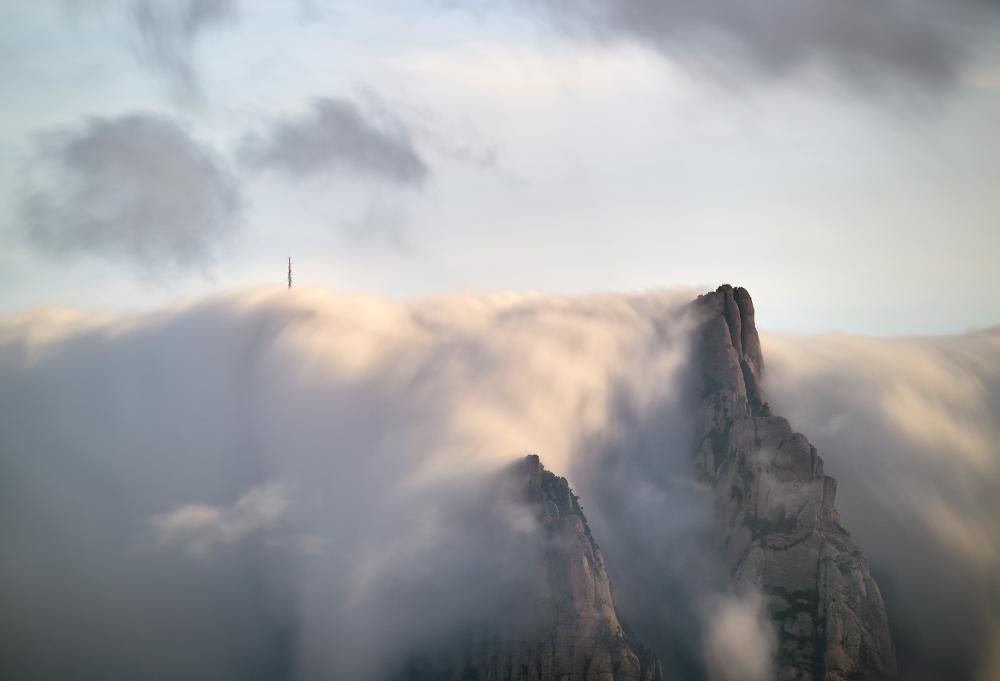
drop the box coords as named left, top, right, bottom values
left=693, top=285, right=896, bottom=681
left=402, top=455, right=662, bottom=681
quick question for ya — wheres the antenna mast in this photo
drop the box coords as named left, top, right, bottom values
left=287, top=257, right=292, bottom=290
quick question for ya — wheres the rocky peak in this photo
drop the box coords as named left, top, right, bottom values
left=402, top=455, right=662, bottom=681
left=398, top=287, right=895, bottom=681
left=692, top=286, right=896, bottom=681
left=694, top=284, right=768, bottom=417
left=519, top=454, right=595, bottom=541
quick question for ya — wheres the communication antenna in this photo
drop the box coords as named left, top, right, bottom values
left=287, top=256, right=292, bottom=290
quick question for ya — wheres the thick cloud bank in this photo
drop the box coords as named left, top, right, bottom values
left=0, top=287, right=696, bottom=680
left=0, top=288, right=996, bottom=680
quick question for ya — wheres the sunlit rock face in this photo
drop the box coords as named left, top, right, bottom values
left=401, top=455, right=662, bottom=681
left=693, top=285, right=896, bottom=681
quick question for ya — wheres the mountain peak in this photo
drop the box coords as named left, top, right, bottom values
left=695, top=284, right=768, bottom=416
left=692, top=286, right=897, bottom=681
left=404, top=454, right=663, bottom=681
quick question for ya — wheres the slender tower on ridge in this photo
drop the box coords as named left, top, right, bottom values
left=287, top=257, right=292, bottom=290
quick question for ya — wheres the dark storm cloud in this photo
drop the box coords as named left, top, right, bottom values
left=239, top=97, right=429, bottom=185
left=520, top=0, right=998, bottom=89
left=130, top=0, right=238, bottom=102
left=20, top=113, right=242, bottom=272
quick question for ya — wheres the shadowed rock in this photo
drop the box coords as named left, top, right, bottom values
left=398, top=455, right=662, bottom=681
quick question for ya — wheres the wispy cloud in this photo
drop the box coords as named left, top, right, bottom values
left=130, top=0, right=238, bottom=103
left=239, top=96, right=429, bottom=185
left=58, top=0, right=240, bottom=103
left=20, top=113, right=242, bottom=273
left=152, top=484, right=289, bottom=555
left=702, top=591, right=776, bottom=681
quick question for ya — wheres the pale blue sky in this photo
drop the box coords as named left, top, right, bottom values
left=1, top=0, right=999, bottom=334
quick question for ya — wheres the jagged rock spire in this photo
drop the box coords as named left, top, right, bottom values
left=694, top=284, right=768, bottom=417
left=692, top=285, right=896, bottom=681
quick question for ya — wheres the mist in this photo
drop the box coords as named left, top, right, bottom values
left=0, top=288, right=996, bottom=680
left=763, top=328, right=1000, bottom=681
left=0, top=287, right=697, bottom=680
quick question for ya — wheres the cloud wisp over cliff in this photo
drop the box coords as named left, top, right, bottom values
left=0, top=287, right=997, bottom=680
left=764, top=329, right=1000, bottom=681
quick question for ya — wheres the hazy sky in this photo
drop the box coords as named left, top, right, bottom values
left=1, top=0, right=999, bottom=334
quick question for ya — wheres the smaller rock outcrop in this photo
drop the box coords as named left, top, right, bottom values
left=402, top=455, right=662, bottom=681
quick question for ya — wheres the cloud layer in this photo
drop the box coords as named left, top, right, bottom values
left=0, top=287, right=697, bottom=679
left=62, top=0, right=1000, bottom=95
left=20, top=113, right=242, bottom=272
left=0, top=288, right=996, bottom=680
left=526, top=0, right=997, bottom=90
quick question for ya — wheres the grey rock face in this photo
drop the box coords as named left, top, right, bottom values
left=693, top=285, right=896, bottom=681
left=405, top=455, right=662, bottom=681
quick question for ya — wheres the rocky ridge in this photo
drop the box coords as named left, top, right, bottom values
left=397, top=285, right=894, bottom=681
left=693, top=285, right=896, bottom=681
left=403, top=455, right=662, bottom=681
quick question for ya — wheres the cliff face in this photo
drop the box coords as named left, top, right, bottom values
left=693, top=285, right=896, bottom=681
left=402, top=455, right=662, bottom=681
left=399, top=285, right=893, bottom=681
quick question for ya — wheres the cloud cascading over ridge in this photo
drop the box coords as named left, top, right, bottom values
left=764, top=328, right=1000, bottom=681
left=0, top=287, right=697, bottom=680
left=0, top=288, right=997, bottom=680
left=239, top=97, right=429, bottom=185
left=19, top=113, right=242, bottom=273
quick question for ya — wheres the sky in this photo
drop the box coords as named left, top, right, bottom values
left=1, top=0, right=999, bottom=334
